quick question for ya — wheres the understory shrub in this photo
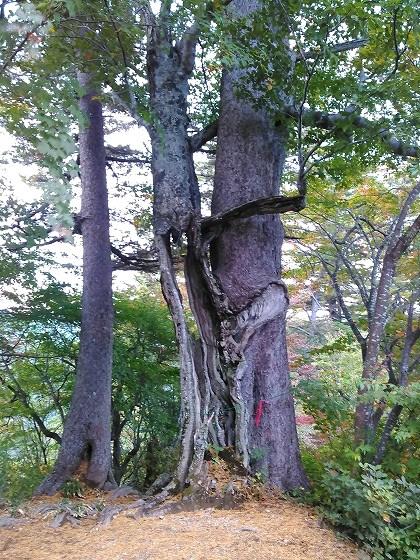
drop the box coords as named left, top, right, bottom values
left=294, top=338, right=419, bottom=559
left=315, top=463, right=420, bottom=560
left=0, top=451, right=47, bottom=505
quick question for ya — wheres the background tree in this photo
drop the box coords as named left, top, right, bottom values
left=286, top=173, right=419, bottom=464
left=0, top=285, right=179, bottom=501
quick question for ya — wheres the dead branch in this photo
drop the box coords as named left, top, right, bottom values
left=201, top=195, right=305, bottom=234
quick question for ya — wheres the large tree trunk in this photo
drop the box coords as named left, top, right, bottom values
left=36, top=72, right=114, bottom=495
left=145, top=0, right=307, bottom=492
left=209, top=51, right=307, bottom=489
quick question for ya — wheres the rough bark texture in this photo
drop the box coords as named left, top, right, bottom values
left=207, top=0, right=308, bottom=489
left=145, top=0, right=307, bottom=492
left=36, top=73, right=114, bottom=495
left=148, top=13, right=199, bottom=239
left=145, top=12, right=209, bottom=490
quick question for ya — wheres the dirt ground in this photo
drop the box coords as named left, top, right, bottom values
left=0, top=497, right=361, bottom=560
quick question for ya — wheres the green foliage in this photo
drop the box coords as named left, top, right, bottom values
left=0, top=428, right=49, bottom=504
left=0, top=283, right=180, bottom=500
left=293, top=330, right=420, bottom=559
left=298, top=441, right=420, bottom=559
left=0, top=193, right=58, bottom=298
left=295, top=333, right=419, bottom=473
left=111, top=288, right=180, bottom=487
left=0, top=0, right=417, bottom=531
left=295, top=344, right=361, bottom=435
left=309, top=331, right=355, bottom=355
left=376, top=382, right=420, bottom=480
left=61, top=479, right=83, bottom=498
left=319, top=464, right=420, bottom=560
left=293, top=315, right=419, bottom=560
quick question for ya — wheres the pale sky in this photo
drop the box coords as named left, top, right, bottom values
left=0, top=120, right=155, bottom=306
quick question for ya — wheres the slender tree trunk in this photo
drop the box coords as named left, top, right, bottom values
left=143, top=437, right=161, bottom=489
left=111, top=406, right=123, bottom=485
left=354, top=257, right=398, bottom=445
left=373, top=297, right=418, bottom=464
left=354, top=184, right=420, bottom=446
left=327, top=295, right=341, bottom=321
left=36, top=72, right=114, bottom=495
left=309, top=294, right=320, bottom=333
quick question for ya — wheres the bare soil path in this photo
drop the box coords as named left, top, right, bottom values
left=0, top=497, right=359, bottom=560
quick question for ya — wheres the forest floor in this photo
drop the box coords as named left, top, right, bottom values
left=0, top=493, right=364, bottom=560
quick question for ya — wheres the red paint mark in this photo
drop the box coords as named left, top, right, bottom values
left=255, top=400, right=268, bottom=427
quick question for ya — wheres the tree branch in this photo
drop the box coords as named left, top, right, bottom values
left=391, top=213, right=420, bottom=260
left=309, top=249, right=366, bottom=351
left=326, top=274, right=366, bottom=352
left=310, top=219, right=371, bottom=310
left=201, top=195, right=305, bottom=233
left=283, top=107, right=419, bottom=158
left=296, top=38, right=368, bottom=61
left=178, top=0, right=233, bottom=75
left=105, top=145, right=151, bottom=165
left=0, top=371, right=62, bottom=444
left=189, top=121, right=218, bottom=152
left=0, top=21, right=46, bottom=75
left=111, top=245, right=160, bottom=273
left=108, top=91, right=149, bottom=130
left=373, top=295, right=418, bottom=464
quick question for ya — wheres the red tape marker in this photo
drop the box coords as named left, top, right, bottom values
left=255, top=399, right=268, bottom=427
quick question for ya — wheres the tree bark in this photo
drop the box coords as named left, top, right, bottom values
left=373, top=298, right=419, bottom=464
left=36, top=72, right=114, bottom=495
left=144, top=0, right=307, bottom=492
left=111, top=405, right=124, bottom=485
left=145, top=11, right=208, bottom=490
left=208, top=0, right=308, bottom=489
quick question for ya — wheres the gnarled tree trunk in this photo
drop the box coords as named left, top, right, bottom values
left=36, top=72, right=114, bottom=495
left=145, top=9, right=208, bottom=489
left=208, top=42, right=307, bottom=488
left=145, top=0, right=307, bottom=492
